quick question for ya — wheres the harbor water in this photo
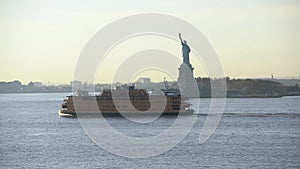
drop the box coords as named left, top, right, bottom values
left=0, top=93, right=299, bottom=168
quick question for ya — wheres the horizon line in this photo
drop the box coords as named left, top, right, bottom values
left=2, top=75, right=300, bottom=85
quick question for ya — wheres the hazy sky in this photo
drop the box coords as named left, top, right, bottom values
left=0, top=0, right=299, bottom=84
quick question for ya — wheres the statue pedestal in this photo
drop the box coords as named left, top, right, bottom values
left=178, top=63, right=198, bottom=97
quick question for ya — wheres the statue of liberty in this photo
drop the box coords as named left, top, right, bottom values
left=177, top=33, right=196, bottom=97
left=179, top=33, right=191, bottom=66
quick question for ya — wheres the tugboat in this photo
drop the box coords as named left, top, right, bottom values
left=59, top=84, right=194, bottom=117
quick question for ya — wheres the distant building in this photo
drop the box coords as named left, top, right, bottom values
left=136, top=77, right=152, bottom=89
left=71, top=80, right=82, bottom=86
left=71, top=80, right=83, bottom=91
left=8, top=80, right=22, bottom=87
left=28, top=81, right=43, bottom=87
left=137, top=77, right=151, bottom=84
left=0, top=80, right=22, bottom=92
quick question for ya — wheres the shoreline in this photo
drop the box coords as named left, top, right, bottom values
left=1, top=91, right=299, bottom=98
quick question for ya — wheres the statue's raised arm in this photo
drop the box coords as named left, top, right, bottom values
left=179, top=33, right=184, bottom=44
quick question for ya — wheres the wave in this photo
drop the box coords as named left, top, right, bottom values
left=195, top=113, right=300, bottom=117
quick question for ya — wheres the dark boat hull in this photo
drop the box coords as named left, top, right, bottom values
left=58, top=110, right=194, bottom=117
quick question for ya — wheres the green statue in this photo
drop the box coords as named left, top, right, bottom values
left=179, top=33, right=191, bottom=65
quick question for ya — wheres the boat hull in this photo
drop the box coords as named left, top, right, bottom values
left=58, top=109, right=194, bottom=117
